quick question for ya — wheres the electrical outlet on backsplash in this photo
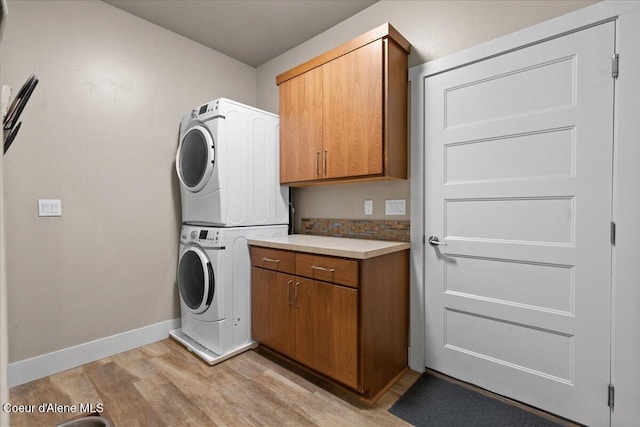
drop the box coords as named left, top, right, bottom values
left=301, top=218, right=410, bottom=242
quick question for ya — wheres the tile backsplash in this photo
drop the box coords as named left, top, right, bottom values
left=301, top=218, right=410, bottom=242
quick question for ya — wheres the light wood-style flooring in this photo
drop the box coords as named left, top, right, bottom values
left=9, top=339, right=421, bottom=426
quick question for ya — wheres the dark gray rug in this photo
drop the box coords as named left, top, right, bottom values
left=389, top=374, right=561, bottom=427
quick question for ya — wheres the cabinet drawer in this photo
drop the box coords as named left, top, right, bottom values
left=251, top=247, right=295, bottom=274
left=295, top=253, right=359, bottom=288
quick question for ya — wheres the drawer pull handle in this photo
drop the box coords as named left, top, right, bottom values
left=262, top=257, right=280, bottom=264
left=311, top=266, right=335, bottom=273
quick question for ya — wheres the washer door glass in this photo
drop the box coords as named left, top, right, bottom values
left=176, top=125, right=214, bottom=192
left=178, top=248, right=215, bottom=314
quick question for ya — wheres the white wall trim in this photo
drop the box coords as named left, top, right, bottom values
left=8, top=318, right=180, bottom=387
left=611, top=7, right=640, bottom=426
left=408, top=78, right=425, bottom=372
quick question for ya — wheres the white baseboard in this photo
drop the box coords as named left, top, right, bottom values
left=8, top=318, right=180, bottom=387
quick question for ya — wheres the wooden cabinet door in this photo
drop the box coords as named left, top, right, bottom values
left=295, top=278, right=359, bottom=389
left=322, top=40, right=383, bottom=179
left=279, top=67, right=323, bottom=183
left=251, top=268, right=296, bottom=359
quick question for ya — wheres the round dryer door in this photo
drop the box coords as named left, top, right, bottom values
left=177, top=246, right=215, bottom=314
left=176, top=125, right=215, bottom=192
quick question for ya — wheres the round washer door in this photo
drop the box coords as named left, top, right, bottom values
left=177, top=246, right=215, bottom=315
left=176, top=125, right=215, bottom=192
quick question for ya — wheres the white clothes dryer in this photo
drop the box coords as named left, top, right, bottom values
left=176, top=98, right=289, bottom=227
left=171, top=224, right=288, bottom=365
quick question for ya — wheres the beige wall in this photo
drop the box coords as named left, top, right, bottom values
left=1, top=1, right=8, bottom=420
left=1, top=0, right=256, bottom=362
left=256, top=0, right=598, bottom=231
left=0, top=0, right=600, bottom=365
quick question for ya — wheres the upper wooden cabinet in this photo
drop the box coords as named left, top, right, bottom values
left=277, top=23, right=410, bottom=186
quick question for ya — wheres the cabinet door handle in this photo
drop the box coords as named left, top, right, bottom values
left=316, top=151, right=320, bottom=177
left=323, top=150, right=327, bottom=177
left=311, top=265, right=335, bottom=273
left=294, top=281, right=301, bottom=308
left=287, top=280, right=294, bottom=307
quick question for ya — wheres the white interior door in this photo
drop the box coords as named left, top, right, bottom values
left=424, top=22, right=615, bottom=426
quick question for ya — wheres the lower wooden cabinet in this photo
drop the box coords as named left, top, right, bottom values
left=295, top=277, right=359, bottom=389
left=250, top=245, right=409, bottom=400
left=251, top=268, right=296, bottom=359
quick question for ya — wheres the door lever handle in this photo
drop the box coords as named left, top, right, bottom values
left=428, top=236, right=447, bottom=246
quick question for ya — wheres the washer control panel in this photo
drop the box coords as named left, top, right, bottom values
left=181, top=226, right=224, bottom=247
left=197, top=229, right=220, bottom=244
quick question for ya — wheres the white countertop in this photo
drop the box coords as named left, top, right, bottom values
left=247, top=234, right=410, bottom=259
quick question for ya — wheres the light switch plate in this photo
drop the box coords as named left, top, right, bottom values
left=385, top=199, right=406, bottom=215
left=38, top=199, right=62, bottom=217
left=364, top=200, right=373, bottom=215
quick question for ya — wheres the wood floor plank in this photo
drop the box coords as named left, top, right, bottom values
left=48, top=366, right=102, bottom=410
left=138, top=340, right=173, bottom=358
left=9, top=377, right=76, bottom=427
left=253, top=369, right=373, bottom=427
left=221, top=348, right=273, bottom=380
left=210, top=361, right=317, bottom=426
left=311, top=384, right=408, bottom=427
left=134, top=371, right=216, bottom=427
left=150, top=351, right=259, bottom=427
left=244, top=350, right=323, bottom=394
left=9, top=339, right=419, bottom=427
left=112, top=349, right=161, bottom=381
left=83, top=361, right=167, bottom=427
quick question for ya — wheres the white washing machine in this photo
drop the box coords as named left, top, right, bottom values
left=176, top=98, right=289, bottom=227
left=170, top=224, right=288, bottom=364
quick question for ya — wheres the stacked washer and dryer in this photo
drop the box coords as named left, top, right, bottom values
left=170, top=98, right=289, bottom=365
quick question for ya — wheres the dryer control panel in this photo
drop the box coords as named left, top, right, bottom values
left=197, top=99, right=221, bottom=118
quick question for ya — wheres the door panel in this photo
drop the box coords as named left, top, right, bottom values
left=295, top=279, right=359, bottom=389
left=424, top=22, right=614, bottom=426
left=251, top=268, right=295, bottom=359
left=445, top=196, right=574, bottom=244
left=444, top=254, right=573, bottom=313
left=444, top=55, right=575, bottom=128
left=445, top=308, right=574, bottom=382
left=279, top=67, right=323, bottom=183
left=323, top=40, right=383, bottom=179
left=444, top=127, right=574, bottom=183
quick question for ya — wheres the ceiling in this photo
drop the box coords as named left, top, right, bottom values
left=103, top=0, right=378, bottom=68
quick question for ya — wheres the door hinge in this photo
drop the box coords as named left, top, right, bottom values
left=608, top=384, right=615, bottom=409
left=612, top=54, right=619, bottom=78
left=611, top=222, right=616, bottom=246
